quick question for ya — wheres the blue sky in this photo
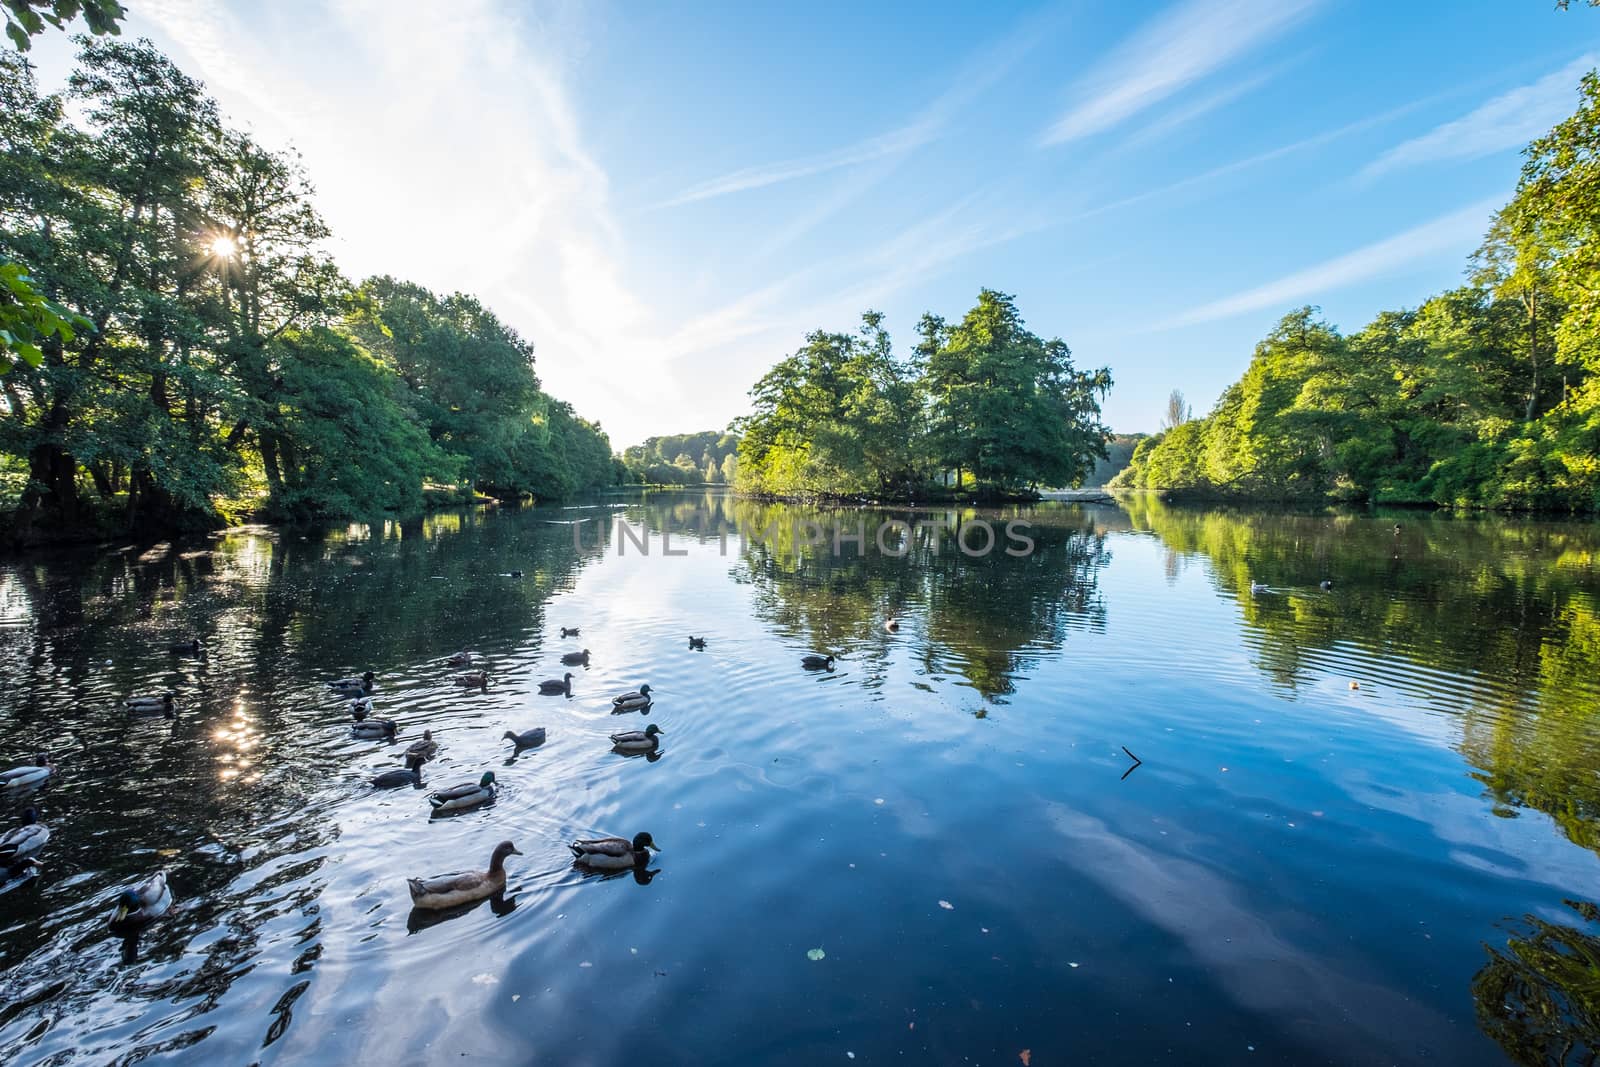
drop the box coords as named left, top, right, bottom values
left=26, top=1, right=1600, bottom=445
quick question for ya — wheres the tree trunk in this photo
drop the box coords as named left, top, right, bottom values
left=1525, top=286, right=1540, bottom=423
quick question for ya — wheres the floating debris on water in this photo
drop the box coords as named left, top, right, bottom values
left=938, top=900, right=954, bottom=910
left=807, top=947, right=826, bottom=961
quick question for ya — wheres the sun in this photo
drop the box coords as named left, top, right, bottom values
left=208, top=234, right=237, bottom=259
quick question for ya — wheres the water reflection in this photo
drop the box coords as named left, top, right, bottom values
left=1, top=492, right=1599, bottom=1063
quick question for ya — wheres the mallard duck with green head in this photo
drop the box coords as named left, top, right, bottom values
left=570, top=831, right=659, bottom=870
left=407, top=840, right=521, bottom=910
left=611, top=684, right=652, bottom=712
left=111, top=870, right=172, bottom=929
left=610, top=724, right=663, bottom=754
left=428, top=772, right=496, bottom=814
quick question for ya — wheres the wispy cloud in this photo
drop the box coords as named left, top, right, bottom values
left=1161, top=197, right=1500, bottom=327
left=1039, top=0, right=1322, bottom=147
left=661, top=4, right=1064, bottom=210
left=1362, top=53, right=1599, bottom=179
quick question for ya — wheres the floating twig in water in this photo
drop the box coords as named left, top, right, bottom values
left=1120, top=745, right=1143, bottom=781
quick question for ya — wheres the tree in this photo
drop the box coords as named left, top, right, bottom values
left=1161, top=389, right=1191, bottom=431
left=3, top=1, right=123, bottom=50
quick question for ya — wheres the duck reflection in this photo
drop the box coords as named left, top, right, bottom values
left=406, top=890, right=517, bottom=934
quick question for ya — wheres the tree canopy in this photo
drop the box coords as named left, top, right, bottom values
left=0, top=39, right=616, bottom=542
left=1113, top=69, right=1600, bottom=512
left=735, top=291, right=1111, bottom=499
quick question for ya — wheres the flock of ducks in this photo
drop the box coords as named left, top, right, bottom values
left=0, top=623, right=854, bottom=929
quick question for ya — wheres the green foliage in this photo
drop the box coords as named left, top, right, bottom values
left=3, top=0, right=123, bottom=51
left=736, top=292, right=1110, bottom=500
left=0, top=40, right=612, bottom=542
left=1117, top=66, right=1600, bottom=513
left=620, top=430, right=740, bottom=485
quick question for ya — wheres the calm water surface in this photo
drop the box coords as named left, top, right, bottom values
left=1, top=491, right=1599, bottom=1065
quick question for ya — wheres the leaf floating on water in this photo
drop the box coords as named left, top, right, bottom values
left=511, top=994, right=521, bottom=1002
left=1020, top=1050, right=1032, bottom=1066
left=579, top=961, right=593, bottom=968
left=807, top=947, right=826, bottom=961
left=938, top=900, right=954, bottom=910
left=1069, top=961, right=1080, bottom=968
left=846, top=1054, right=855, bottom=1060
left=471, top=973, right=499, bottom=985
left=874, top=798, right=885, bottom=805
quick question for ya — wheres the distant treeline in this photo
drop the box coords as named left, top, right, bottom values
left=1114, top=71, right=1600, bottom=512
left=0, top=40, right=619, bottom=544
left=620, top=431, right=739, bottom=485
left=734, top=290, right=1112, bottom=500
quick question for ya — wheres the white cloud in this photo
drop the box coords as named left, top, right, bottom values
left=1162, top=197, right=1500, bottom=327
left=1039, top=0, right=1321, bottom=147
left=1363, top=53, right=1599, bottom=179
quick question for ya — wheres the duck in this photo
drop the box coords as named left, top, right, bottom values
left=372, top=754, right=425, bottom=789
left=328, top=671, right=376, bottom=695
left=1319, top=579, right=1333, bottom=591
left=0, top=808, right=48, bottom=872
left=610, top=724, right=663, bottom=754
left=349, top=696, right=375, bottom=721
left=800, top=654, right=835, bottom=670
left=611, top=683, right=652, bottom=712
left=111, top=870, right=172, bottom=929
left=0, top=754, right=54, bottom=791
left=560, top=649, right=590, bottom=666
left=126, top=693, right=176, bottom=716
left=502, top=727, right=547, bottom=751
left=1393, top=523, right=1403, bottom=535
left=687, top=636, right=707, bottom=650
left=454, top=670, right=490, bottom=688
left=884, top=618, right=899, bottom=633
left=1249, top=582, right=1269, bottom=595
left=569, top=831, right=659, bottom=870
left=407, top=840, right=521, bottom=910
left=538, top=673, right=573, bottom=695
left=428, top=771, right=497, bottom=814
left=560, top=627, right=580, bottom=638
left=352, top=717, right=399, bottom=740
left=406, top=730, right=439, bottom=763
left=167, top=638, right=202, bottom=655
left=446, top=651, right=473, bottom=667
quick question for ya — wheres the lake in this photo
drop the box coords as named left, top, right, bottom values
left=0, top=490, right=1598, bottom=1065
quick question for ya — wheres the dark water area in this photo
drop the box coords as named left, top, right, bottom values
left=1, top=490, right=1599, bottom=1065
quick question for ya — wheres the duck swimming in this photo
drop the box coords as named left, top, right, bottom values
left=611, top=684, right=652, bottom=712
left=884, top=618, right=899, bottom=633
left=428, top=771, right=497, bottom=814
left=126, top=693, right=176, bottom=717
left=687, top=636, right=707, bottom=650
left=502, top=727, right=547, bottom=750
left=0, top=754, right=54, bottom=791
left=560, top=649, right=590, bottom=666
left=407, top=840, right=521, bottom=910
left=0, top=808, right=48, bottom=872
left=446, top=651, right=473, bottom=667
left=406, top=730, right=439, bottom=763
left=800, top=654, right=835, bottom=670
left=372, top=754, right=425, bottom=789
left=610, top=724, right=663, bottom=754
left=1319, top=579, right=1333, bottom=591
left=167, top=638, right=202, bottom=655
left=569, top=831, right=659, bottom=870
left=328, top=671, right=376, bottom=695
left=560, top=627, right=580, bottom=638
left=111, top=870, right=172, bottom=929
left=454, top=670, right=489, bottom=688
left=352, top=717, right=399, bottom=740
left=349, top=696, right=375, bottom=721
left=538, top=673, right=573, bottom=695
left=1250, top=582, right=1269, bottom=595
